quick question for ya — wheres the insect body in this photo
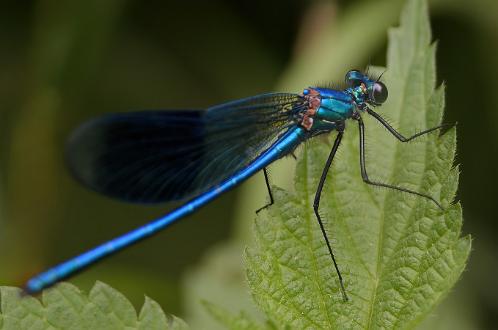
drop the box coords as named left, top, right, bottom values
left=25, top=70, right=443, bottom=300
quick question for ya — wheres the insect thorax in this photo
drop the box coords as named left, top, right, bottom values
left=299, top=87, right=356, bottom=132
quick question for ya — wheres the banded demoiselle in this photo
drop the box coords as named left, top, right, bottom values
left=25, top=70, right=444, bottom=301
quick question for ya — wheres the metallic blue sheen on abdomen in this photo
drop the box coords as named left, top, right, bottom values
left=25, top=126, right=307, bottom=293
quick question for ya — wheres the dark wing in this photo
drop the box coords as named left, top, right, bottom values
left=66, top=93, right=304, bottom=203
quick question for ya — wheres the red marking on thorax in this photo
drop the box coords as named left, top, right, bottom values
left=300, top=88, right=321, bottom=130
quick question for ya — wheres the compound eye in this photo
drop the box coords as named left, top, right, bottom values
left=345, top=70, right=363, bottom=88
left=370, top=81, right=388, bottom=104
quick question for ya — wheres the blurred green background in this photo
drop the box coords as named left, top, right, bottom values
left=1, top=0, right=497, bottom=328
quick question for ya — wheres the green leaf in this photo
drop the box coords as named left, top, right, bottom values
left=245, top=0, right=471, bottom=329
left=0, top=282, right=188, bottom=330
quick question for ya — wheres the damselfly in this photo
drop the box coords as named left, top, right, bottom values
left=25, top=70, right=444, bottom=300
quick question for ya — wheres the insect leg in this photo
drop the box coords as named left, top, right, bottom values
left=313, top=128, right=348, bottom=301
left=255, top=167, right=275, bottom=214
left=357, top=116, right=443, bottom=209
left=367, top=108, right=447, bottom=142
